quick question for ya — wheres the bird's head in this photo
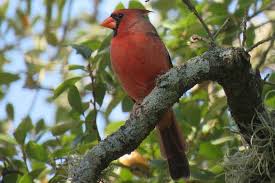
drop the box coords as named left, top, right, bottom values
left=100, top=9, right=152, bottom=36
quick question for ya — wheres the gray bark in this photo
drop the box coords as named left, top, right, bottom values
left=68, top=47, right=267, bottom=183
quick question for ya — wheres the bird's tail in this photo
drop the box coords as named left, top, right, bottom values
left=157, top=109, right=190, bottom=180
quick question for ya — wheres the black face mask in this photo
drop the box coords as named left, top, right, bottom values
left=110, top=13, right=124, bottom=36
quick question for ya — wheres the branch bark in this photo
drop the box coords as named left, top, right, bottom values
left=68, top=47, right=268, bottom=183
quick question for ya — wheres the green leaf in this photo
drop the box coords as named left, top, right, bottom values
left=204, top=97, right=227, bottom=121
left=26, top=141, right=49, bottom=162
left=53, top=77, right=82, bottom=99
left=128, top=0, right=145, bottom=9
left=51, top=121, right=82, bottom=136
left=0, top=134, right=17, bottom=144
left=190, top=167, right=216, bottom=181
left=51, top=147, right=70, bottom=159
left=94, top=82, right=106, bottom=106
left=68, top=85, right=83, bottom=114
left=246, top=27, right=255, bottom=47
left=122, top=95, right=134, bottom=112
left=119, top=168, right=133, bottom=181
left=198, top=142, right=223, bottom=160
left=29, top=168, right=45, bottom=179
left=35, top=119, right=46, bottom=134
left=2, top=173, right=20, bottom=183
left=98, top=34, right=112, bottom=50
left=180, top=101, right=201, bottom=126
left=81, top=39, right=101, bottom=50
left=105, top=121, right=124, bottom=135
left=13, top=117, right=33, bottom=145
left=48, top=168, right=66, bottom=183
left=46, top=32, right=58, bottom=46
left=17, top=174, right=33, bottom=183
left=115, top=2, right=125, bottom=10
left=105, top=90, right=124, bottom=116
left=68, top=64, right=85, bottom=71
left=71, top=44, right=93, bottom=59
left=0, top=72, right=19, bottom=85
left=6, top=103, right=14, bottom=120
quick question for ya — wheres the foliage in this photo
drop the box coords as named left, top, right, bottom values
left=0, top=0, right=274, bottom=182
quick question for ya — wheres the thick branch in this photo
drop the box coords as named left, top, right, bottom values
left=68, top=47, right=267, bottom=183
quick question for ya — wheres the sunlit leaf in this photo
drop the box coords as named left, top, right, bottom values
left=51, top=121, right=82, bottom=136
left=0, top=134, right=17, bottom=144
left=105, top=121, right=124, bottom=135
left=0, top=72, right=19, bottom=85
left=13, top=117, right=33, bottom=145
left=17, top=174, right=33, bottom=183
left=81, top=39, right=101, bottom=50
left=199, top=142, right=223, bottom=160
left=26, top=141, right=49, bottom=162
left=68, top=64, right=85, bottom=71
left=128, top=0, right=145, bottom=9
left=53, top=77, right=82, bottom=99
left=115, top=2, right=125, bottom=10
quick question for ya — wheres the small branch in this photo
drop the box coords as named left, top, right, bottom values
left=247, top=34, right=275, bottom=52
left=91, top=0, right=100, bottom=21
left=248, top=1, right=275, bottom=20
left=27, top=89, right=40, bottom=115
left=263, top=80, right=275, bottom=86
left=87, top=62, right=101, bottom=142
left=213, top=17, right=230, bottom=39
left=255, top=38, right=275, bottom=70
left=181, top=0, right=215, bottom=44
left=241, top=9, right=248, bottom=48
left=190, top=34, right=210, bottom=44
left=254, top=20, right=275, bottom=30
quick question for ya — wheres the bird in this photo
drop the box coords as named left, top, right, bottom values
left=101, top=8, right=190, bottom=180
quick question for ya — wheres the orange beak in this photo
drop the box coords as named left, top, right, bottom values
left=100, top=17, right=116, bottom=29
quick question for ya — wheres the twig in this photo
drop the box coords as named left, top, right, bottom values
left=254, top=20, right=275, bottom=30
left=262, top=80, right=275, bottom=86
left=241, top=9, right=248, bottom=48
left=247, top=34, right=275, bottom=52
left=248, top=1, right=275, bottom=20
left=87, top=63, right=101, bottom=142
left=51, top=0, right=73, bottom=61
left=27, top=89, right=40, bottom=115
left=213, top=17, right=230, bottom=39
left=255, top=38, right=275, bottom=69
left=190, top=34, right=210, bottom=44
left=181, top=0, right=215, bottom=44
left=263, top=74, right=270, bottom=81
left=91, top=0, right=100, bottom=21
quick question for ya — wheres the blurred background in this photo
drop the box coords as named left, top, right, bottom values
left=0, top=0, right=274, bottom=182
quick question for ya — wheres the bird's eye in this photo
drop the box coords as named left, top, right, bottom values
left=118, top=13, right=123, bottom=18
left=111, top=13, right=124, bottom=21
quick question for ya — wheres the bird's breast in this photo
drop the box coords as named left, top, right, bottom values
left=110, top=32, right=170, bottom=102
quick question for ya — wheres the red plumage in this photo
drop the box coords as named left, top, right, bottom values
left=101, top=9, right=190, bottom=180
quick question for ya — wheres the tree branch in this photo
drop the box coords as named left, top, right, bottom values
left=247, top=34, right=275, bottom=52
left=248, top=1, right=275, bottom=20
left=68, top=47, right=268, bottom=182
left=181, top=0, right=215, bottom=44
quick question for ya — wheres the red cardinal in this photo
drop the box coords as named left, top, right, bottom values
left=101, top=9, right=190, bottom=179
